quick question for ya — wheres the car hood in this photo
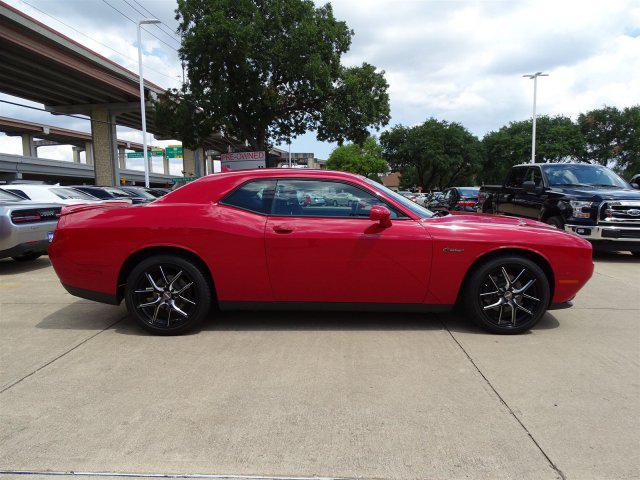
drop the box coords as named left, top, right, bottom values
left=549, top=186, right=640, bottom=201
left=423, top=212, right=557, bottom=231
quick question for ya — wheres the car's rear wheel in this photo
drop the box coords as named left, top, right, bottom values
left=464, top=255, right=550, bottom=334
left=12, top=252, right=42, bottom=262
left=125, top=255, right=212, bottom=335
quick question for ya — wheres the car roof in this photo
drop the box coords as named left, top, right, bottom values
left=511, top=162, right=598, bottom=168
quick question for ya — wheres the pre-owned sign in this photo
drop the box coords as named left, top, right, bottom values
left=220, top=151, right=265, bottom=162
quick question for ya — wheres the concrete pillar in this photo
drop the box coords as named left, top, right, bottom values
left=84, top=142, right=94, bottom=165
left=21, top=134, right=35, bottom=157
left=90, top=107, right=117, bottom=186
left=163, top=154, right=170, bottom=175
left=118, top=146, right=126, bottom=169
left=72, top=146, right=82, bottom=163
left=182, top=148, right=195, bottom=177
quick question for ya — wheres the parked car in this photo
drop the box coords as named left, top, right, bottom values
left=323, top=191, right=359, bottom=206
left=433, top=187, right=480, bottom=213
left=478, top=163, right=640, bottom=255
left=0, top=188, right=60, bottom=261
left=147, top=188, right=172, bottom=198
left=118, top=186, right=157, bottom=203
left=630, top=174, right=640, bottom=189
left=72, top=186, right=139, bottom=204
left=0, top=184, right=101, bottom=205
left=49, top=169, right=593, bottom=336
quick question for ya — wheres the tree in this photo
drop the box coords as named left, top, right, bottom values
left=155, top=0, right=389, bottom=151
left=325, top=136, right=387, bottom=179
left=479, top=115, right=584, bottom=184
left=578, top=106, right=640, bottom=178
left=380, top=119, right=482, bottom=190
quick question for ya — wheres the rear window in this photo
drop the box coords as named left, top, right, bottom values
left=220, top=180, right=276, bottom=215
left=458, top=188, right=479, bottom=198
left=3, top=188, right=29, bottom=199
left=51, top=188, right=96, bottom=200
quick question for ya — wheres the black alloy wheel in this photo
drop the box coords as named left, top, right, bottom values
left=125, top=255, right=212, bottom=335
left=465, top=256, right=550, bottom=334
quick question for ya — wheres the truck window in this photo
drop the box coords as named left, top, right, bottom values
left=505, top=168, right=527, bottom=188
left=525, top=167, right=543, bottom=187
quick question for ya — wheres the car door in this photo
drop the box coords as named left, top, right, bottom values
left=498, top=167, right=526, bottom=215
left=264, top=178, right=432, bottom=304
left=514, top=166, right=545, bottom=219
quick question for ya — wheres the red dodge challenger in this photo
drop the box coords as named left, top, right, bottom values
left=49, top=169, right=593, bottom=335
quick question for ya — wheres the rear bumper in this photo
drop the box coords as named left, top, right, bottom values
left=0, top=239, right=49, bottom=259
left=564, top=224, right=640, bottom=251
left=62, top=284, right=120, bottom=305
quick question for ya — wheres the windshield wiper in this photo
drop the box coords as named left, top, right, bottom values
left=553, top=183, right=593, bottom=188
left=590, top=184, right=622, bottom=188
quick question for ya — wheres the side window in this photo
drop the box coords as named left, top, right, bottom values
left=220, top=179, right=276, bottom=215
left=272, top=179, right=403, bottom=218
left=505, top=168, right=527, bottom=188
left=525, top=167, right=543, bottom=187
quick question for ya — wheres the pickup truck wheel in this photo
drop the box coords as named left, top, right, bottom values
left=12, top=252, right=42, bottom=262
left=464, top=255, right=550, bottom=334
left=545, top=216, right=564, bottom=230
left=125, top=254, right=212, bottom=335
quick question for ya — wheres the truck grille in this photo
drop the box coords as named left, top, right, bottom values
left=11, top=207, right=61, bottom=224
left=601, top=229, right=640, bottom=239
left=600, top=201, right=640, bottom=224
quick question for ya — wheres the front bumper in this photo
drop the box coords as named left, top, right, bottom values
left=565, top=224, right=640, bottom=251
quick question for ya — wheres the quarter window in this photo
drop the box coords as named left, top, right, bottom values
left=220, top=179, right=276, bottom=214
left=272, top=179, right=403, bottom=218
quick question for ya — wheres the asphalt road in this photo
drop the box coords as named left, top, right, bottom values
left=0, top=253, right=638, bottom=480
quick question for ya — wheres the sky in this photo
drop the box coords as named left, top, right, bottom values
left=1, top=0, right=639, bottom=171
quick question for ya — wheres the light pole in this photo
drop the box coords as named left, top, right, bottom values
left=288, top=141, right=292, bottom=168
left=523, top=72, right=548, bottom=163
left=137, top=19, right=160, bottom=187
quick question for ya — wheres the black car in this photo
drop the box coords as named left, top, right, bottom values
left=147, top=187, right=171, bottom=198
left=478, top=163, right=640, bottom=254
left=433, top=187, right=480, bottom=212
left=72, top=186, right=147, bottom=205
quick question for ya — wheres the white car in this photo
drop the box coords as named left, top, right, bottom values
left=0, top=184, right=102, bottom=206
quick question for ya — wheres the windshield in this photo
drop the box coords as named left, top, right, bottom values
left=543, top=164, right=629, bottom=188
left=123, top=187, right=156, bottom=199
left=458, top=188, right=480, bottom=198
left=0, top=189, right=22, bottom=201
left=364, top=179, right=434, bottom=218
left=52, top=187, right=97, bottom=200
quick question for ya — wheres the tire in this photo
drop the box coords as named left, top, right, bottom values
left=464, top=255, right=550, bottom=334
left=124, top=254, right=212, bottom=335
left=12, top=252, right=42, bottom=262
left=546, top=215, right=564, bottom=230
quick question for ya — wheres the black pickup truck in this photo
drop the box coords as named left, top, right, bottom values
left=478, top=163, right=640, bottom=255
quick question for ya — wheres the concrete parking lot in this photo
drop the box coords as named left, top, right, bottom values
left=0, top=254, right=638, bottom=480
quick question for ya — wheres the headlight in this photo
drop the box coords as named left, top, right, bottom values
left=569, top=200, right=594, bottom=219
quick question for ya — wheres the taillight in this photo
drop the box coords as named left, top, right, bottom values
left=457, top=200, right=476, bottom=207
left=11, top=211, right=41, bottom=223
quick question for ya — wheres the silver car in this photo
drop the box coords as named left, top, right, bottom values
left=0, top=189, right=61, bottom=261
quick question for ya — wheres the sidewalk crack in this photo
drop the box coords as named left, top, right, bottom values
left=439, top=315, right=566, bottom=480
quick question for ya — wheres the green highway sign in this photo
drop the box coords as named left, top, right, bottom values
left=165, top=145, right=183, bottom=159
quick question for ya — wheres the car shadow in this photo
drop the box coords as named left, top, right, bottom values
left=36, top=302, right=560, bottom=336
left=0, top=256, right=51, bottom=275
left=593, top=251, right=640, bottom=263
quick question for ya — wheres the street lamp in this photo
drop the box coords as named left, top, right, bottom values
left=137, top=19, right=161, bottom=187
left=523, top=72, right=549, bottom=164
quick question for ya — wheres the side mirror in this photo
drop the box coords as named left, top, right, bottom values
left=369, top=205, right=392, bottom=228
left=522, top=180, right=536, bottom=193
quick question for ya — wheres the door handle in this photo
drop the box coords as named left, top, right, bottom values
left=272, top=224, right=294, bottom=233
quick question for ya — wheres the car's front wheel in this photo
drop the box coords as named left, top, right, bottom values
left=464, top=255, right=550, bottom=334
left=125, top=254, right=212, bottom=335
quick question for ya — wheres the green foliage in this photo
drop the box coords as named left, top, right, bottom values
left=154, top=0, right=389, bottom=152
left=577, top=106, right=640, bottom=178
left=325, top=137, right=387, bottom=178
left=479, top=115, right=585, bottom=184
left=380, top=119, right=482, bottom=190
left=317, top=63, right=390, bottom=146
